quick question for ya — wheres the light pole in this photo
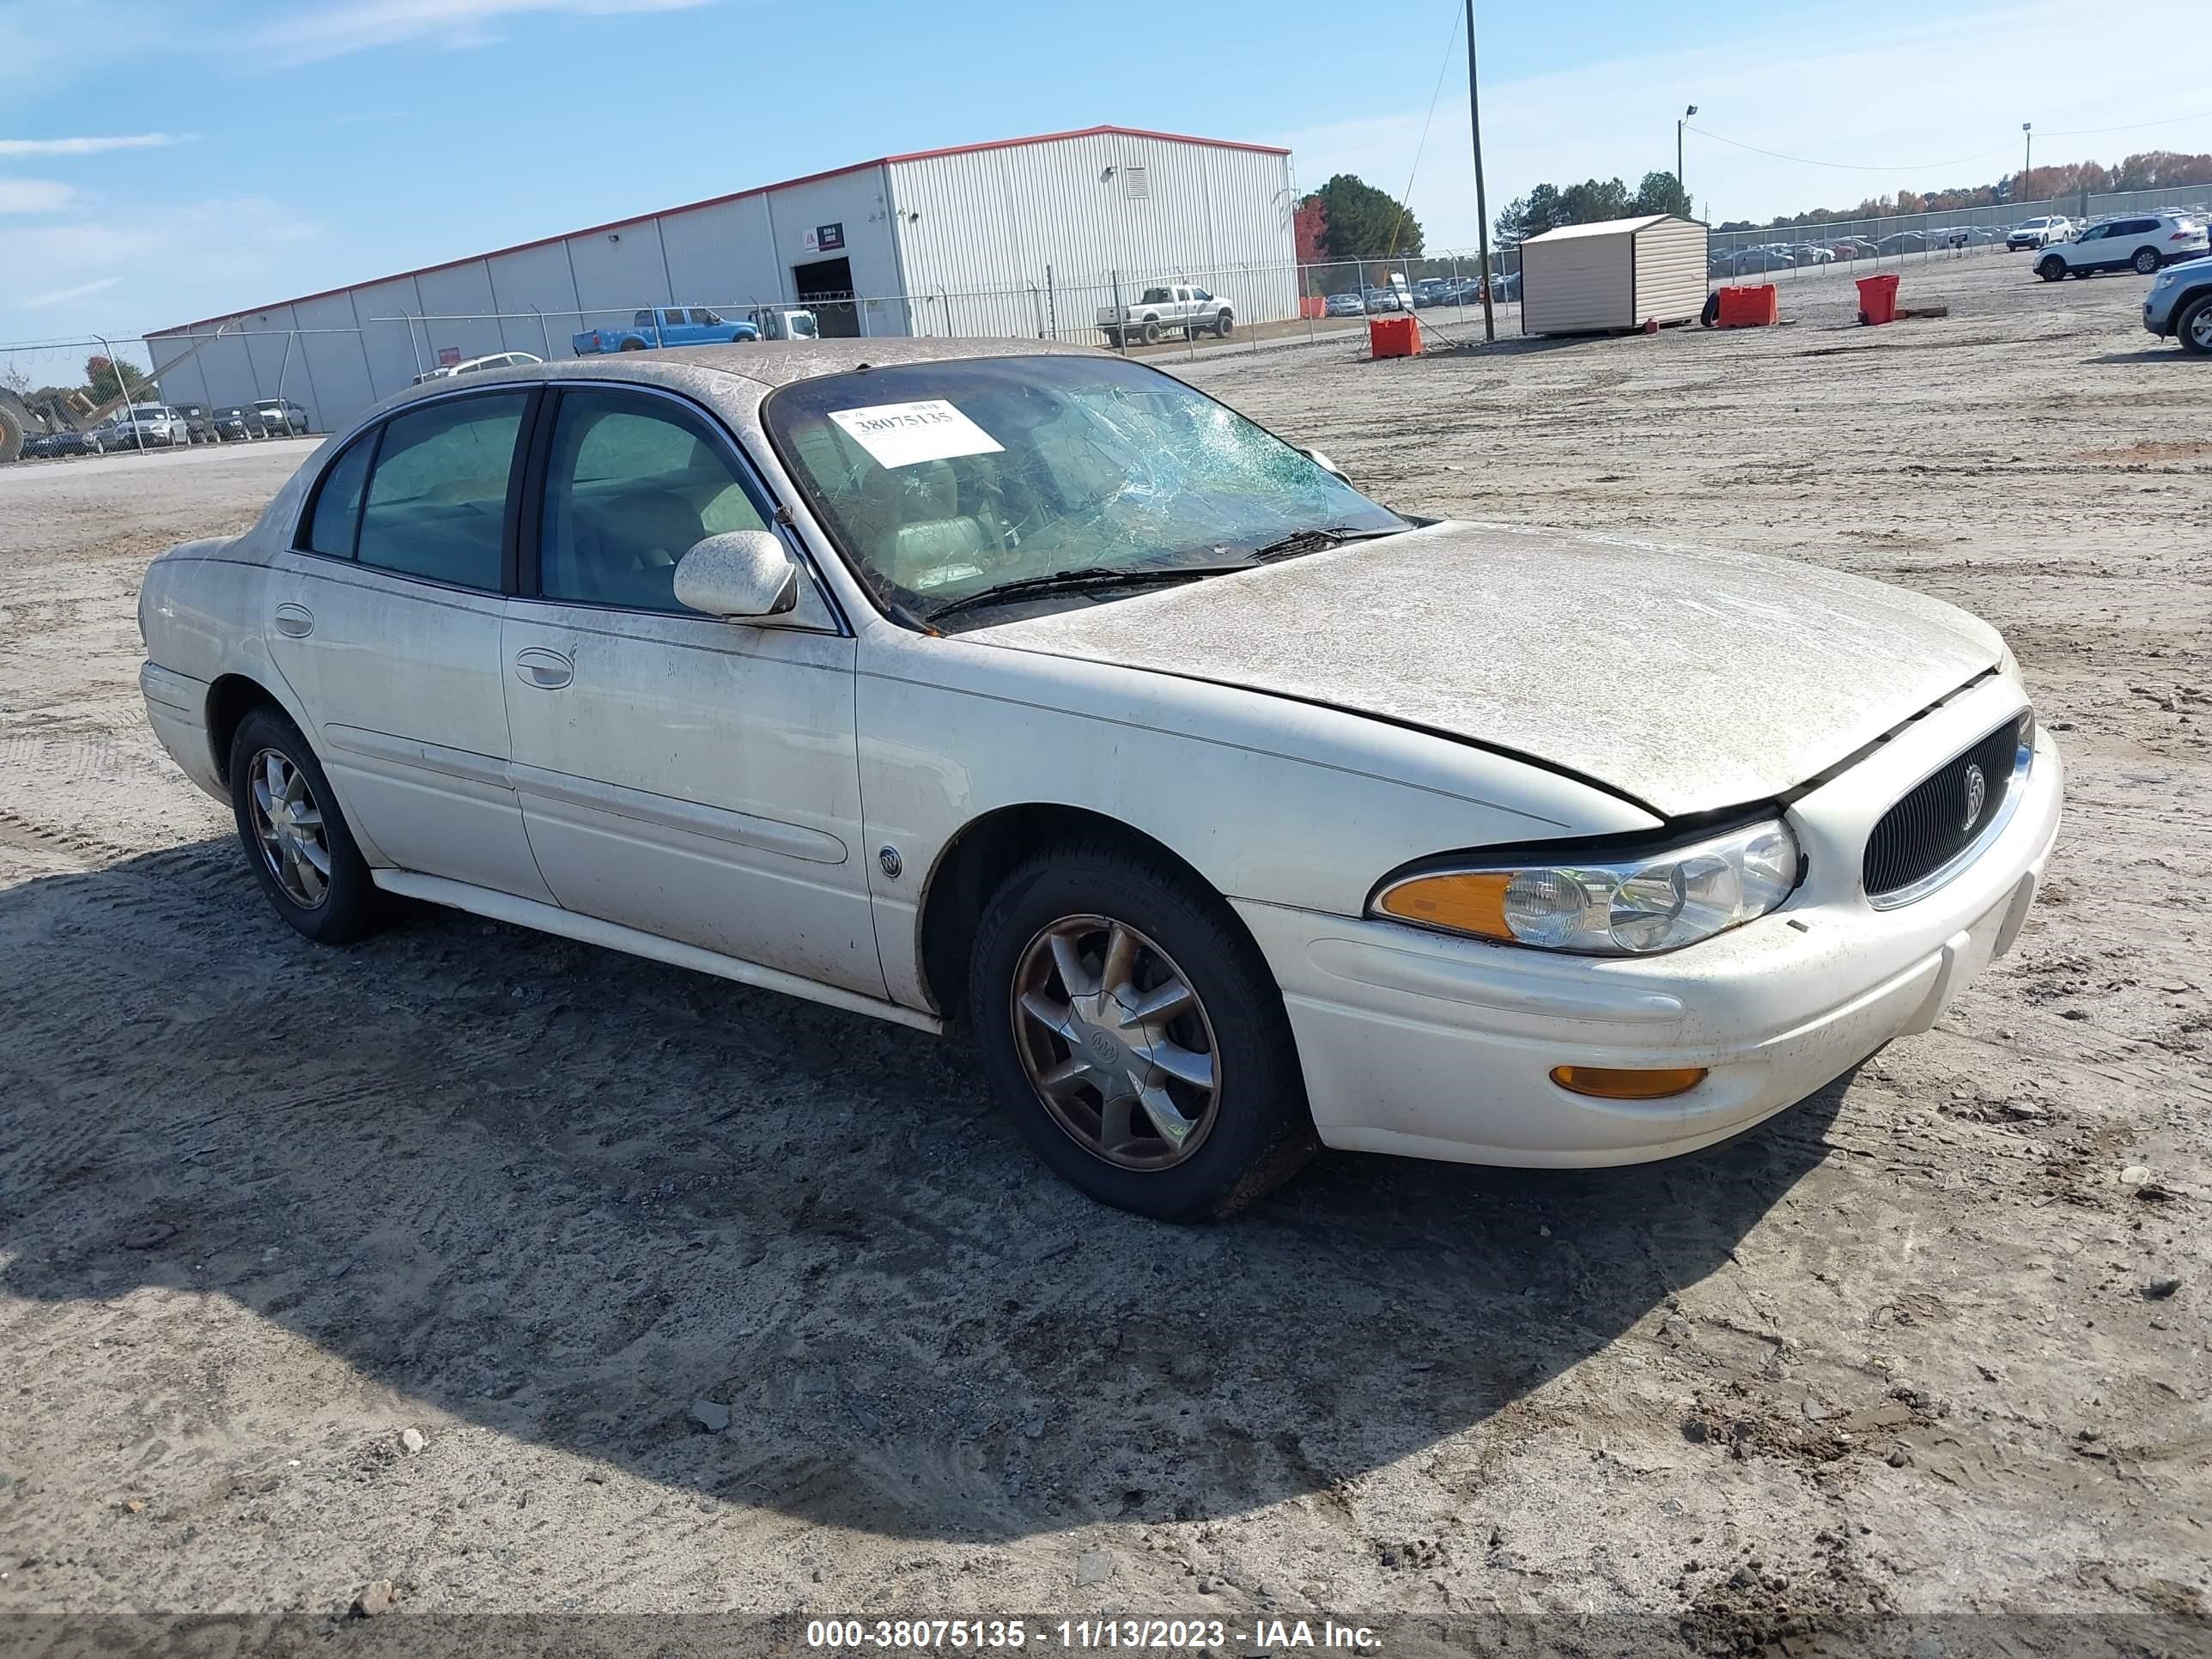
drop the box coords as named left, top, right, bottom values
left=1679, top=105, right=1698, bottom=208
left=2021, top=122, right=2033, bottom=202
left=1465, top=0, right=1496, bottom=342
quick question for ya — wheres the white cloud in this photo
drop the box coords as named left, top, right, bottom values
left=0, top=132, right=191, bottom=158
left=1275, top=0, right=2212, bottom=249
left=0, top=178, right=74, bottom=213
left=253, top=0, right=710, bottom=64
left=24, top=276, right=119, bottom=310
left=0, top=197, right=320, bottom=340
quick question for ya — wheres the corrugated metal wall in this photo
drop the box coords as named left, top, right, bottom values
left=139, top=135, right=1299, bottom=429
left=889, top=135, right=1297, bottom=340
left=1522, top=234, right=1635, bottom=336
left=1632, top=219, right=1708, bottom=325
left=143, top=166, right=902, bottom=432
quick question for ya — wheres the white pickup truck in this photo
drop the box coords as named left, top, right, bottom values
left=1097, top=283, right=1235, bottom=346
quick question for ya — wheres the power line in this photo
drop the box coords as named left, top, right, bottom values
left=1383, top=0, right=1465, bottom=260
left=2037, top=109, right=2212, bottom=138
left=1683, top=125, right=2011, bottom=173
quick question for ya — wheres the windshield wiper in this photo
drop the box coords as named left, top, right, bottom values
left=926, top=564, right=1250, bottom=624
left=1249, top=524, right=1403, bottom=562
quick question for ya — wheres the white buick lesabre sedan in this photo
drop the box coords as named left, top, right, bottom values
left=137, top=340, right=2061, bottom=1219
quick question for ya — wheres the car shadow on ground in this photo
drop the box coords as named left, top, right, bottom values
left=1, top=842, right=1847, bottom=1545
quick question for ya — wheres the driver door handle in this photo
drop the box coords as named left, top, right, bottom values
left=514, top=647, right=574, bottom=690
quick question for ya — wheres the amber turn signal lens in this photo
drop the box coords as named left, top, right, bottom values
left=1548, top=1065, right=1709, bottom=1100
left=1375, top=871, right=1514, bottom=939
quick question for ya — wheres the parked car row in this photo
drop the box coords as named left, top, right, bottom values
left=11, top=397, right=313, bottom=463
left=1320, top=274, right=1518, bottom=317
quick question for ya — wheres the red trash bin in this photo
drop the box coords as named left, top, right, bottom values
left=1717, top=284, right=1779, bottom=327
left=1369, top=315, right=1421, bottom=357
left=1856, top=274, right=1900, bottom=325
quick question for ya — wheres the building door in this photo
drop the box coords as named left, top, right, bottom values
left=792, top=256, right=860, bottom=337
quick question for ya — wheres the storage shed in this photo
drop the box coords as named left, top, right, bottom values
left=1518, top=214, right=1709, bottom=336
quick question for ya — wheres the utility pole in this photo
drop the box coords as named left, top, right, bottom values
left=2021, top=122, right=2033, bottom=201
left=1679, top=105, right=1698, bottom=208
left=1465, top=0, right=1496, bottom=342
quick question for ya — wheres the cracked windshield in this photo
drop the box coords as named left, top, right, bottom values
left=764, top=355, right=1405, bottom=626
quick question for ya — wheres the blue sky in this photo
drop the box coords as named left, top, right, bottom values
left=2, top=0, right=2204, bottom=356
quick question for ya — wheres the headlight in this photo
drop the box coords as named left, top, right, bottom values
left=1372, top=818, right=1802, bottom=957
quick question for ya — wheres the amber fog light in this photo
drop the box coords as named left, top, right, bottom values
left=1549, top=1065, right=1708, bottom=1100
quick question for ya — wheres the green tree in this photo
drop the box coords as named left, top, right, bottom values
left=1633, top=171, right=1692, bottom=217
left=1305, top=173, right=1424, bottom=259
left=1494, top=182, right=1564, bottom=247
left=1559, top=178, right=1632, bottom=223
left=85, top=355, right=150, bottom=405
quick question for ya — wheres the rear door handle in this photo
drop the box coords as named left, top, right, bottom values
left=272, top=602, right=313, bottom=638
left=514, top=647, right=574, bottom=690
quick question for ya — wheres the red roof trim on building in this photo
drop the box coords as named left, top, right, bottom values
left=155, top=125, right=1290, bottom=336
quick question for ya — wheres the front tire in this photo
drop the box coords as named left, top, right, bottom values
left=2178, top=294, right=2212, bottom=356
left=2132, top=246, right=2160, bottom=276
left=969, top=839, right=1316, bottom=1221
left=2038, top=255, right=2067, bottom=283
left=228, top=707, right=381, bottom=945
left=1214, top=311, right=1234, bottom=337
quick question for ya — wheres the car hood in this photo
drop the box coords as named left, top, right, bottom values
left=975, top=520, right=2002, bottom=817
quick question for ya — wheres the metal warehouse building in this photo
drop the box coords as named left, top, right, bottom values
left=144, top=124, right=1297, bottom=434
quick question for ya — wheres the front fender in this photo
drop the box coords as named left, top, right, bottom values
left=854, top=623, right=1657, bottom=1012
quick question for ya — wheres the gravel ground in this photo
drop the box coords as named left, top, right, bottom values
left=1, top=255, right=2206, bottom=1656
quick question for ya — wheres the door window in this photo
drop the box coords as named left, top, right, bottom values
left=663, top=310, right=687, bottom=328
left=538, top=390, right=770, bottom=612
left=355, top=392, right=527, bottom=590
left=301, top=434, right=375, bottom=558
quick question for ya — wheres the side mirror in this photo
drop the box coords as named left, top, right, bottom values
left=1304, top=447, right=1350, bottom=485
left=673, top=530, right=799, bottom=619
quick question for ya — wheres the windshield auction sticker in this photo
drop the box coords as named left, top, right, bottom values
left=830, top=400, right=1005, bottom=469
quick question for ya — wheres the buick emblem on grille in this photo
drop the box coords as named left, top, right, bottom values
left=1962, top=763, right=1987, bottom=831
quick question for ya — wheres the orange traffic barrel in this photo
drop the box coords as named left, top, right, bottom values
left=1856, top=274, right=1900, bottom=325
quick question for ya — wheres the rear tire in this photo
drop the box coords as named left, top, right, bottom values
left=619, top=338, right=646, bottom=351
left=968, top=838, right=1316, bottom=1221
left=2037, top=255, right=2067, bottom=283
left=1140, top=319, right=1163, bottom=346
left=2132, top=246, right=2160, bottom=276
left=2178, top=294, right=2212, bottom=356
left=228, top=707, right=382, bottom=946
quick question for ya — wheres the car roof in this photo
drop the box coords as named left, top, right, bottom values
left=372, top=336, right=1115, bottom=414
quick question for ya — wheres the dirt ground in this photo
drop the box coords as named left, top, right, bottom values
left=1, top=254, right=2206, bottom=1656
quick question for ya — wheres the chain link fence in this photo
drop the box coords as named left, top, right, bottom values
left=5, top=181, right=2205, bottom=462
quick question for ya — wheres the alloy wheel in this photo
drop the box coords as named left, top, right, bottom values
left=247, top=747, right=332, bottom=908
left=2190, top=307, right=2212, bottom=353
left=1009, top=914, right=1221, bottom=1170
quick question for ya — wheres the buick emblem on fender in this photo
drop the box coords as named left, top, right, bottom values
left=1962, top=763, right=1987, bottom=831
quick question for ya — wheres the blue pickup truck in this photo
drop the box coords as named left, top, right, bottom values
left=572, top=307, right=760, bottom=355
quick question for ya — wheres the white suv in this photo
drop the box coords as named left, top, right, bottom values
left=2036, top=213, right=2209, bottom=280
left=2006, top=216, right=2072, bottom=251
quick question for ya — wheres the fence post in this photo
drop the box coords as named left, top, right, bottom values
left=1046, top=264, right=1056, bottom=342
left=1110, top=270, right=1125, bottom=354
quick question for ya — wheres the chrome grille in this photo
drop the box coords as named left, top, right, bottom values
left=1863, top=716, right=2029, bottom=902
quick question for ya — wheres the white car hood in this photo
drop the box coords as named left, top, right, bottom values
left=975, top=520, right=2002, bottom=817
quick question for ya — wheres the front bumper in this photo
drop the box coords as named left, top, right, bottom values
left=1239, top=674, right=2063, bottom=1168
